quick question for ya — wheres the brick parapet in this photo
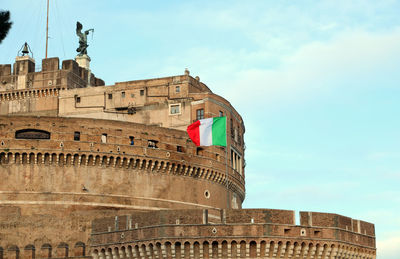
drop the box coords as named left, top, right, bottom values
left=90, top=210, right=376, bottom=258
left=299, top=211, right=375, bottom=236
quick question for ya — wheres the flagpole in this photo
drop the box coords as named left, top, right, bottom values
left=45, top=0, right=49, bottom=59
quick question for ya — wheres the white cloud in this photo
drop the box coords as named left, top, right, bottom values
left=221, top=28, right=400, bottom=108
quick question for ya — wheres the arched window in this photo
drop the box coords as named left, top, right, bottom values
left=74, top=242, right=85, bottom=257
left=249, top=241, right=257, bottom=258
left=41, top=244, right=52, bottom=258
left=15, top=129, right=50, bottom=139
left=57, top=243, right=68, bottom=258
left=24, top=245, right=35, bottom=259
left=7, top=245, right=19, bottom=259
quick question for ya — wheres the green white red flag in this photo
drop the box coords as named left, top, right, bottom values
left=187, top=117, right=227, bottom=146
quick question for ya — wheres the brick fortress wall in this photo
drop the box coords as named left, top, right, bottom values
left=90, top=209, right=376, bottom=259
left=0, top=115, right=244, bottom=257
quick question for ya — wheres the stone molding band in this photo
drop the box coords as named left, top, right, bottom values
left=0, top=151, right=245, bottom=201
left=91, top=239, right=375, bottom=259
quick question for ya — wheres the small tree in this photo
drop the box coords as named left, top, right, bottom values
left=0, top=10, right=12, bottom=44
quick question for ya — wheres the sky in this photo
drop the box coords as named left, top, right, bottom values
left=1, top=0, right=400, bottom=258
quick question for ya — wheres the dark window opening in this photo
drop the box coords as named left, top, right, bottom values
left=284, top=228, right=291, bottom=234
left=196, top=109, right=204, bottom=120
left=148, top=140, right=158, bottom=148
left=140, top=89, right=145, bottom=96
left=129, top=136, right=134, bottom=146
left=177, top=146, right=183, bottom=152
left=15, top=129, right=50, bottom=140
left=196, top=147, right=204, bottom=156
left=219, top=111, right=223, bottom=117
left=74, top=131, right=80, bottom=141
left=108, top=93, right=112, bottom=99
left=75, top=95, right=81, bottom=103
left=121, top=91, right=125, bottom=98
left=230, top=119, right=234, bottom=138
left=176, top=86, right=180, bottom=93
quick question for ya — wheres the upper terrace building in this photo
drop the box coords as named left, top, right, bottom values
left=0, top=53, right=375, bottom=259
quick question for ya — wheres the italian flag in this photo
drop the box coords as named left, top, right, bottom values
left=187, top=117, right=227, bottom=146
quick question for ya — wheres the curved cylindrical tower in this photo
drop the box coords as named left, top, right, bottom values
left=0, top=115, right=244, bottom=249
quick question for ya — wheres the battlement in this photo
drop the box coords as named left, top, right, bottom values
left=92, top=209, right=374, bottom=238
left=90, top=209, right=375, bottom=259
left=300, top=211, right=375, bottom=236
left=0, top=56, right=104, bottom=93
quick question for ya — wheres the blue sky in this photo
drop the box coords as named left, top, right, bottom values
left=1, top=1, right=400, bottom=257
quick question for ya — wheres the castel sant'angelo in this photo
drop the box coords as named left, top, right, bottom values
left=0, top=25, right=376, bottom=259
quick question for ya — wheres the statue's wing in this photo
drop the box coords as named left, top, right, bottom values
left=76, top=22, right=83, bottom=31
left=76, top=22, right=83, bottom=37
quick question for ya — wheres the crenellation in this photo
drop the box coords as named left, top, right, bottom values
left=0, top=64, right=12, bottom=76
left=42, top=57, right=60, bottom=72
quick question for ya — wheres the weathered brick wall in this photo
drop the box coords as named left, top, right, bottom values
left=299, top=211, right=374, bottom=237
left=0, top=205, right=136, bottom=259
left=92, top=210, right=206, bottom=234
left=359, top=220, right=375, bottom=236
left=225, top=209, right=295, bottom=224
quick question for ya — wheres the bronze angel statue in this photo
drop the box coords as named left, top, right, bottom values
left=76, top=21, right=94, bottom=55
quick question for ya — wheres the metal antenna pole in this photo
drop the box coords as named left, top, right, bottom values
left=45, top=0, right=49, bottom=58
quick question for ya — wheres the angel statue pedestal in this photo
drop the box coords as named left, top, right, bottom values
left=75, top=54, right=91, bottom=70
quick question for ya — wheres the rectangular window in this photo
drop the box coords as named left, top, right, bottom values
left=75, top=96, right=81, bottom=103
left=230, top=148, right=242, bottom=175
left=234, top=128, right=238, bottom=142
left=108, top=93, right=112, bottom=100
left=74, top=131, right=80, bottom=141
left=131, top=93, right=135, bottom=98
left=177, top=146, right=183, bottom=152
left=175, top=86, right=180, bottom=93
left=196, top=109, right=204, bottom=120
left=196, top=147, right=204, bottom=156
left=219, top=111, right=223, bottom=117
left=170, top=104, right=180, bottom=115
left=101, top=133, right=107, bottom=143
left=148, top=140, right=158, bottom=148
left=121, top=91, right=125, bottom=98
left=230, top=119, right=234, bottom=138
left=140, top=89, right=145, bottom=96
left=129, top=136, right=134, bottom=146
